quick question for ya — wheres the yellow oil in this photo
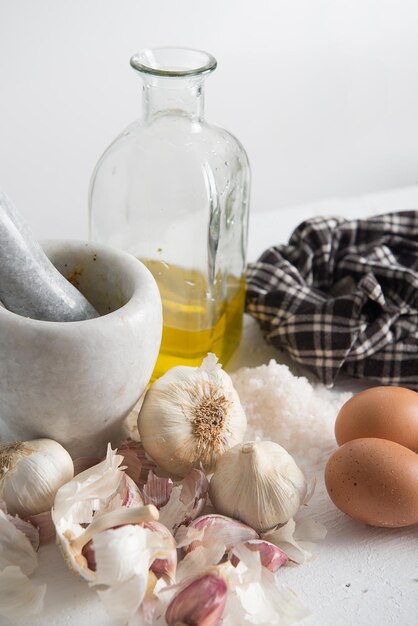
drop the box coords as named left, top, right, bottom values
left=140, top=259, right=245, bottom=380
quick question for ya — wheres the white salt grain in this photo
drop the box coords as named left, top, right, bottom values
left=231, top=360, right=351, bottom=471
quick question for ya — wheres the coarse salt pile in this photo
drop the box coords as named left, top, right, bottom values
left=232, top=360, right=351, bottom=470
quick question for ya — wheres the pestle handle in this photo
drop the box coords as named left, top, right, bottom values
left=0, top=192, right=99, bottom=321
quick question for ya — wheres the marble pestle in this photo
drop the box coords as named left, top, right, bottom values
left=0, top=192, right=98, bottom=321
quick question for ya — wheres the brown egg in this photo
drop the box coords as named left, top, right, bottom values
left=324, top=438, right=418, bottom=527
left=335, top=386, right=418, bottom=452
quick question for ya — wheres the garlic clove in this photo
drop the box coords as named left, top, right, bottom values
left=165, top=573, right=228, bottom=626
left=182, top=513, right=259, bottom=554
left=0, top=439, right=74, bottom=517
left=230, top=539, right=288, bottom=572
left=137, top=353, right=247, bottom=477
left=209, top=440, right=308, bottom=532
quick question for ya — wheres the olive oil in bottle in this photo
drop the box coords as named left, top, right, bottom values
left=141, top=259, right=245, bottom=380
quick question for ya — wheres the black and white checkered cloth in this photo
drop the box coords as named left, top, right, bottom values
left=246, top=211, right=418, bottom=389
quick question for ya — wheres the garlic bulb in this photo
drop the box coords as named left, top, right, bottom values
left=0, top=439, right=74, bottom=517
left=209, top=440, right=307, bottom=532
left=137, top=354, right=247, bottom=477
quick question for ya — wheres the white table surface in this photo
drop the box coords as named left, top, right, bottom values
left=3, top=185, right=418, bottom=626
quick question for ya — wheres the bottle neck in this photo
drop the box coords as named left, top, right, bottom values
left=142, top=77, right=205, bottom=122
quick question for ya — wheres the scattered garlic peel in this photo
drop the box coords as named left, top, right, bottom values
left=216, top=547, right=309, bottom=625
left=0, top=510, right=38, bottom=575
left=144, top=521, right=177, bottom=582
left=0, top=511, right=45, bottom=619
left=158, top=469, right=208, bottom=533
left=1, top=508, right=40, bottom=551
left=52, top=445, right=143, bottom=581
left=0, top=565, right=46, bottom=619
left=230, top=539, right=288, bottom=572
left=52, top=445, right=125, bottom=528
left=143, top=471, right=173, bottom=508
left=28, top=510, right=55, bottom=545
left=176, top=543, right=227, bottom=584
left=108, top=473, right=144, bottom=510
left=185, top=514, right=258, bottom=554
left=91, top=524, right=176, bottom=621
left=261, top=516, right=327, bottom=564
left=71, top=505, right=159, bottom=552
left=174, top=525, right=204, bottom=549
left=303, top=476, right=317, bottom=505
left=117, top=440, right=157, bottom=487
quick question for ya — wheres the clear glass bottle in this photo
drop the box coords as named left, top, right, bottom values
left=89, top=47, right=250, bottom=379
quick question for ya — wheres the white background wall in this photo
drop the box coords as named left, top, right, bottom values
left=1, top=0, right=418, bottom=239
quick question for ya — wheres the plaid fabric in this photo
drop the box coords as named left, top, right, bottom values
left=246, top=211, right=418, bottom=389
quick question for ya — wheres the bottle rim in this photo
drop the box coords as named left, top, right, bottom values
left=130, top=47, right=217, bottom=78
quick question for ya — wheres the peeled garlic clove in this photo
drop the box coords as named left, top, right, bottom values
left=230, top=539, right=288, bottom=572
left=0, top=439, right=74, bottom=517
left=209, top=441, right=307, bottom=532
left=183, top=513, right=258, bottom=554
left=137, top=353, right=247, bottom=477
left=165, top=573, right=228, bottom=626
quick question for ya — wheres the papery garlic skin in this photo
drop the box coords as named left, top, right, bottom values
left=230, top=539, right=288, bottom=572
left=0, top=439, right=74, bottom=517
left=209, top=441, right=307, bottom=532
left=183, top=514, right=259, bottom=554
left=138, top=354, right=247, bottom=477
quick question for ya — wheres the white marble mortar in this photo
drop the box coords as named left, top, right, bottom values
left=0, top=240, right=162, bottom=457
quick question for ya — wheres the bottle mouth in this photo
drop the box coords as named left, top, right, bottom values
left=130, top=47, right=217, bottom=78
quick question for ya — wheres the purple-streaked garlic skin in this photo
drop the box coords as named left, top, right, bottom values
left=119, top=474, right=144, bottom=508
left=142, top=520, right=177, bottom=580
left=185, top=514, right=259, bottom=553
left=165, top=573, right=227, bottom=626
left=179, top=468, right=208, bottom=522
left=82, top=539, right=96, bottom=571
left=27, top=510, right=55, bottom=545
left=3, top=511, right=40, bottom=551
left=230, top=539, right=288, bottom=572
left=73, top=457, right=102, bottom=476
left=143, top=471, right=173, bottom=508
left=117, top=440, right=157, bottom=488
